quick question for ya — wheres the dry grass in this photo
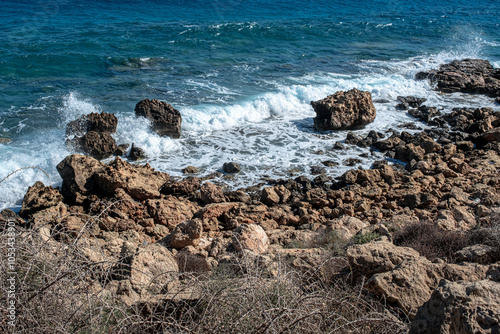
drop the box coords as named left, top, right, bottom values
left=0, top=219, right=409, bottom=334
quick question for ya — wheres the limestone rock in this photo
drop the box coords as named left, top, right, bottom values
left=145, top=196, right=199, bottom=229
left=200, top=182, right=225, bottom=204
left=232, top=223, right=269, bottom=254
left=159, top=219, right=203, bottom=249
left=311, top=88, right=376, bottom=130
left=410, top=279, right=500, bottom=334
left=94, top=157, right=169, bottom=200
left=135, top=99, right=182, bottom=138
left=19, top=181, right=63, bottom=218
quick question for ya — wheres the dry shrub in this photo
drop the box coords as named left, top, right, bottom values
left=393, top=222, right=469, bottom=262
left=0, top=220, right=409, bottom=334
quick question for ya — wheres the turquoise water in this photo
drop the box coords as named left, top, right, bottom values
left=0, top=0, right=499, bottom=209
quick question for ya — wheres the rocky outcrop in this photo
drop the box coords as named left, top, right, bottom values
left=66, top=112, right=119, bottom=159
left=67, top=131, right=118, bottom=159
left=19, top=181, right=63, bottom=218
left=410, top=279, right=500, bottom=334
left=94, top=157, right=169, bottom=201
left=135, top=99, right=182, bottom=138
left=66, top=112, right=118, bottom=136
left=223, top=162, right=241, bottom=173
left=311, top=88, right=376, bottom=130
left=56, top=154, right=106, bottom=204
left=348, top=240, right=490, bottom=318
left=416, top=59, right=500, bottom=97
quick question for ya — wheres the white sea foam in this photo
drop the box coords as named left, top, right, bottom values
left=1, top=50, right=499, bottom=210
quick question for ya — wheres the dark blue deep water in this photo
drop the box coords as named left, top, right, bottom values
left=0, top=0, right=499, bottom=209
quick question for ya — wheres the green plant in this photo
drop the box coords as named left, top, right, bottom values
left=352, top=232, right=380, bottom=245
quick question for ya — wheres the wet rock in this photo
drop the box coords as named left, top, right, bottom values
left=408, top=106, right=441, bottom=123
left=410, top=279, right=500, bottom=334
left=200, top=182, right=225, bottom=204
left=67, top=131, right=117, bottom=160
left=223, top=162, right=241, bottom=173
left=66, top=112, right=118, bottom=136
left=182, top=166, right=200, bottom=174
left=135, top=99, right=182, bottom=138
left=128, top=144, right=146, bottom=161
left=56, top=154, right=106, bottom=204
left=159, top=219, right=203, bottom=249
left=0, top=138, right=11, bottom=144
left=322, top=160, right=339, bottom=167
left=310, top=166, right=326, bottom=175
left=115, top=143, right=130, bottom=156
left=232, top=223, right=269, bottom=254
left=396, top=96, right=427, bottom=110
left=311, top=88, right=376, bottom=130
left=416, top=59, right=500, bottom=97
left=19, top=181, right=63, bottom=218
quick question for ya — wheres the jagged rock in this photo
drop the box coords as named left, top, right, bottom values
left=145, top=196, right=199, bottom=229
left=311, top=88, right=376, bottom=130
left=159, top=219, right=203, bottom=249
left=223, top=162, right=241, bottom=173
left=161, top=177, right=201, bottom=197
left=396, top=96, right=427, bottom=110
left=416, top=59, right=500, bottom=97
left=135, top=99, right=182, bottom=138
left=67, top=131, right=117, bottom=159
left=348, top=240, right=489, bottom=318
left=200, top=182, right=225, bottom=204
left=128, top=144, right=146, bottom=161
left=66, top=112, right=118, bottom=136
left=94, top=157, right=169, bottom=200
left=410, top=279, right=500, bottom=334
left=481, top=127, right=500, bottom=142
left=114, top=143, right=130, bottom=156
left=182, top=166, right=199, bottom=174
left=19, top=181, right=63, bottom=218
left=56, top=154, right=105, bottom=204
left=232, top=223, right=269, bottom=254
left=224, top=190, right=251, bottom=203
left=455, top=245, right=498, bottom=264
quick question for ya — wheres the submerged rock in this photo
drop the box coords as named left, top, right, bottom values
left=0, top=138, right=11, bottom=144
left=135, top=99, right=182, bottom=138
left=311, top=88, right=376, bottom=130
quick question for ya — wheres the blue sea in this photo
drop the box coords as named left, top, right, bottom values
left=0, top=0, right=499, bottom=210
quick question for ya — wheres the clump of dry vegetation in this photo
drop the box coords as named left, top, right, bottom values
left=0, top=220, right=409, bottom=333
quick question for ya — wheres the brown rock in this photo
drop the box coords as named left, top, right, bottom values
left=135, top=99, right=182, bottom=138
left=311, top=88, right=376, bottom=130
left=19, top=181, right=63, bottom=218
left=145, top=196, right=199, bottom=229
left=159, top=219, right=203, bottom=249
left=232, top=223, right=269, bottom=254
left=410, top=279, right=500, bottom=334
left=182, top=166, right=199, bottom=174
left=161, top=177, right=201, bottom=197
left=67, top=131, right=117, bottom=159
left=66, top=112, right=118, bottom=136
left=416, top=59, right=500, bottom=97
left=95, top=157, right=169, bottom=200
left=200, top=182, right=225, bottom=204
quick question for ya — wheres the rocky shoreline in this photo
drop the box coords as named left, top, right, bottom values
left=1, top=59, right=499, bottom=333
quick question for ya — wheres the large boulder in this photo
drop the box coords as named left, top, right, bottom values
left=232, top=223, right=269, bottom=254
left=67, top=131, right=117, bottom=159
left=66, top=112, right=118, bottom=136
left=410, top=279, right=500, bottom=334
left=19, top=181, right=63, bottom=218
left=135, top=99, right=182, bottom=138
left=416, top=59, right=500, bottom=97
left=56, top=154, right=106, bottom=204
left=347, top=240, right=489, bottom=318
left=200, top=182, right=225, bottom=204
left=311, top=88, right=376, bottom=130
left=94, top=157, right=170, bottom=201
